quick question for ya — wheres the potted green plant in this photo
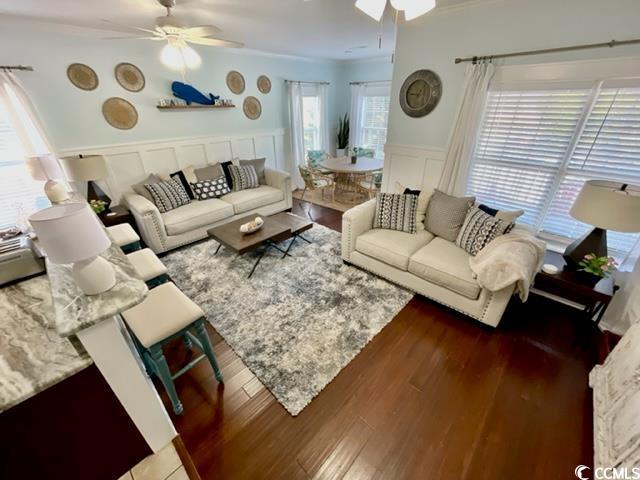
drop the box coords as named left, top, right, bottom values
left=89, top=199, right=107, bottom=215
left=336, top=113, right=349, bottom=157
left=577, top=252, right=618, bottom=286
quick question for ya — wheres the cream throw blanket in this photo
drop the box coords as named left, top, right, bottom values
left=469, top=230, right=546, bottom=301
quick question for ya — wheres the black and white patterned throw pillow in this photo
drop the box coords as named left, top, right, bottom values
left=455, top=206, right=513, bottom=256
left=144, top=178, right=191, bottom=213
left=190, top=176, right=231, bottom=200
left=228, top=164, right=259, bottom=191
left=373, top=193, right=418, bottom=234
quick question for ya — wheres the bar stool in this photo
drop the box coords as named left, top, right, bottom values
left=126, top=248, right=169, bottom=288
left=121, top=282, right=223, bottom=414
left=107, top=223, right=141, bottom=253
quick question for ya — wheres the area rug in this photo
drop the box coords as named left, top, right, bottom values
left=163, top=223, right=413, bottom=415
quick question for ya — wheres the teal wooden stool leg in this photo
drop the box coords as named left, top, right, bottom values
left=194, top=319, right=223, bottom=382
left=149, top=344, right=184, bottom=415
left=182, top=333, right=193, bottom=350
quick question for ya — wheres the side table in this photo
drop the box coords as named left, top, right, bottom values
left=533, top=251, right=618, bottom=351
left=99, top=205, right=138, bottom=233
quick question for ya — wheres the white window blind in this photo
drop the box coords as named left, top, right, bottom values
left=0, top=98, right=47, bottom=228
left=468, top=83, right=640, bottom=259
left=361, top=94, right=390, bottom=160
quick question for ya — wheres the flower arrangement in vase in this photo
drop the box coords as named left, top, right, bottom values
left=577, top=253, right=618, bottom=285
left=89, top=199, right=107, bottom=215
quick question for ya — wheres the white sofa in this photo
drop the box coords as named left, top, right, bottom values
left=124, top=168, right=292, bottom=253
left=341, top=199, right=515, bottom=327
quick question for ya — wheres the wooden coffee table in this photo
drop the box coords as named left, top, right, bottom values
left=207, top=212, right=313, bottom=278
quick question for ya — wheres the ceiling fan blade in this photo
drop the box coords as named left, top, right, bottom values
left=103, top=36, right=164, bottom=40
left=183, top=25, right=221, bottom=37
left=100, top=18, right=158, bottom=35
left=187, top=37, right=244, bottom=48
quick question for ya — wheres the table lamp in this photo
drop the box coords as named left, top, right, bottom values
left=28, top=203, right=116, bottom=295
left=25, top=154, right=69, bottom=203
left=60, top=154, right=111, bottom=211
left=564, top=180, right=640, bottom=269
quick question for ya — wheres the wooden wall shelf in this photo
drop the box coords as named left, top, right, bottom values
left=156, top=105, right=235, bottom=110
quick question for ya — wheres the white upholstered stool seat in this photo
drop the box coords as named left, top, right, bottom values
left=126, top=248, right=168, bottom=282
left=122, top=282, right=204, bottom=348
left=107, top=223, right=140, bottom=247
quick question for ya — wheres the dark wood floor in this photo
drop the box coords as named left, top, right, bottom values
left=162, top=198, right=595, bottom=480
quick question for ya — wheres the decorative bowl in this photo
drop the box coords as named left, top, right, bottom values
left=240, top=216, right=264, bottom=234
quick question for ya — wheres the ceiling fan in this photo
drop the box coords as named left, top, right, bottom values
left=354, top=0, right=436, bottom=21
left=106, top=0, right=243, bottom=71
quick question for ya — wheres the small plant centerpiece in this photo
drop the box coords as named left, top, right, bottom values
left=89, top=199, right=107, bottom=215
left=337, top=113, right=349, bottom=157
left=350, top=147, right=360, bottom=164
left=577, top=253, right=618, bottom=285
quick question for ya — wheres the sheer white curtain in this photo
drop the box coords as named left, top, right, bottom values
left=0, top=71, right=52, bottom=156
left=317, top=83, right=331, bottom=155
left=287, top=81, right=305, bottom=189
left=348, top=83, right=366, bottom=149
left=438, top=62, right=496, bottom=195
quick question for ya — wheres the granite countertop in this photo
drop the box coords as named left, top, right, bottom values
left=0, top=275, right=92, bottom=413
left=46, top=235, right=149, bottom=338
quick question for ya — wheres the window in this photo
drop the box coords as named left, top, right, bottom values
left=467, top=83, right=640, bottom=259
left=360, top=93, right=390, bottom=160
left=0, top=97, right=48, bottom=228
left=302, top=94, right=321, bottom=152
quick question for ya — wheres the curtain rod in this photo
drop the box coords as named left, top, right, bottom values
left=349, top=80, right=391, bottom=85
left=0, top=65, right=34, bottom=71
left=454, top=38, right=640, bottom=64
left=284, top=80, right=330, bottom=85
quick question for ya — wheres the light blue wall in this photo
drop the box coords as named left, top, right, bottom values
left=335, top=57, right=394, bottom=120
left=388, top=0, right=640, bottom=149
left=0, top=25, right=343, bottom=151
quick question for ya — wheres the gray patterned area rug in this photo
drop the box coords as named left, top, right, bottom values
left=163, top=223, right=413, bottom=415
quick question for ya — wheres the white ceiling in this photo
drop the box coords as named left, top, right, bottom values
left=0, top=0, right=472, bottom=60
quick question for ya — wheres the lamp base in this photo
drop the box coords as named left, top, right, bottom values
left=72, top=256, right=116, bottom=295
left=44, top=180, right=70, bottom=204
left=563, top=227, right=608, bottom=270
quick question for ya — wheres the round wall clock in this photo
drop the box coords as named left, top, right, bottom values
left=257, top=75, right=271, bottom=94
left=226, top=70, right=245, bottom=94
left=67, top=63, right=99, bottom=91
left=243, top=96, right=262, bottom=120
left=399, top=69, right=442, bottom=118
left=115, top=63, right=145, bottom=92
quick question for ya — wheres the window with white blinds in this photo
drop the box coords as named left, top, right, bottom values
left=360, top=94, right=390, bottom=160
left=467, top=83, right=640, bottom=259
left=0, top=98, right=47, bottom=228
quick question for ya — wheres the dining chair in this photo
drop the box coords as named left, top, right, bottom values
left=352, top=147, right=376, bottom=159
left=298, top=165, right=336, bottom=217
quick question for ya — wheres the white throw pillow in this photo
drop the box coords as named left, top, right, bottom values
left=394, top=181, right=433, bottom=231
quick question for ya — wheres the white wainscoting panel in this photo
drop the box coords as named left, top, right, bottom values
left=382, top=144, right=446, bottom=192
left=58, top=129, right=287, bottom=203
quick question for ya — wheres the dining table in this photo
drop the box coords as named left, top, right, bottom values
left=321, top=156, right=384, bottom=203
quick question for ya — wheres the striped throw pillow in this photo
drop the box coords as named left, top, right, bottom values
left=144, top=178, right=191, bottom=213
left=455, top=206, right=513, bottom=256
left=373, top=193, right=418, bottom=234
left=228, top=164, right=259, bottom=191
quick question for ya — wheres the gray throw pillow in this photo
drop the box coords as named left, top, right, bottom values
left=132, top=174, right=160, bottom=202
left=424, top=189, right=475, bottom=241
left=239, top=158, right=266, bottom=184
left=195, top=164, right=224, bottom=181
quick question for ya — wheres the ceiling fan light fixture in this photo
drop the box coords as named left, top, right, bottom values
left=403, top=0, right=436, bottom=20
left=355, top=0, right=387, bottom=21
left=160, top=39, right=201, bottom=71
left=181, top=44, right=202, bottom=69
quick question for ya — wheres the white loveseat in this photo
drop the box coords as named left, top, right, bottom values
left=124, top=168, right=292, bottom=253
left=341, top=199, right=515, bottom=327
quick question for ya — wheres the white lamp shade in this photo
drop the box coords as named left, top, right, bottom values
left=570, top=180, right=640, bottom=233
left=404, top=0, right=436, bottom=20
left=60, top=155, right=108, bottom=181
left=25, top=154, right=64, bottom=181
left=28, top=203, right=111, bottom=264
left=355, top=0, right=387, bottom=21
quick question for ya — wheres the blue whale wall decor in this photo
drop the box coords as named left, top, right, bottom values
left=171, top=81, right=220, bottom=105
